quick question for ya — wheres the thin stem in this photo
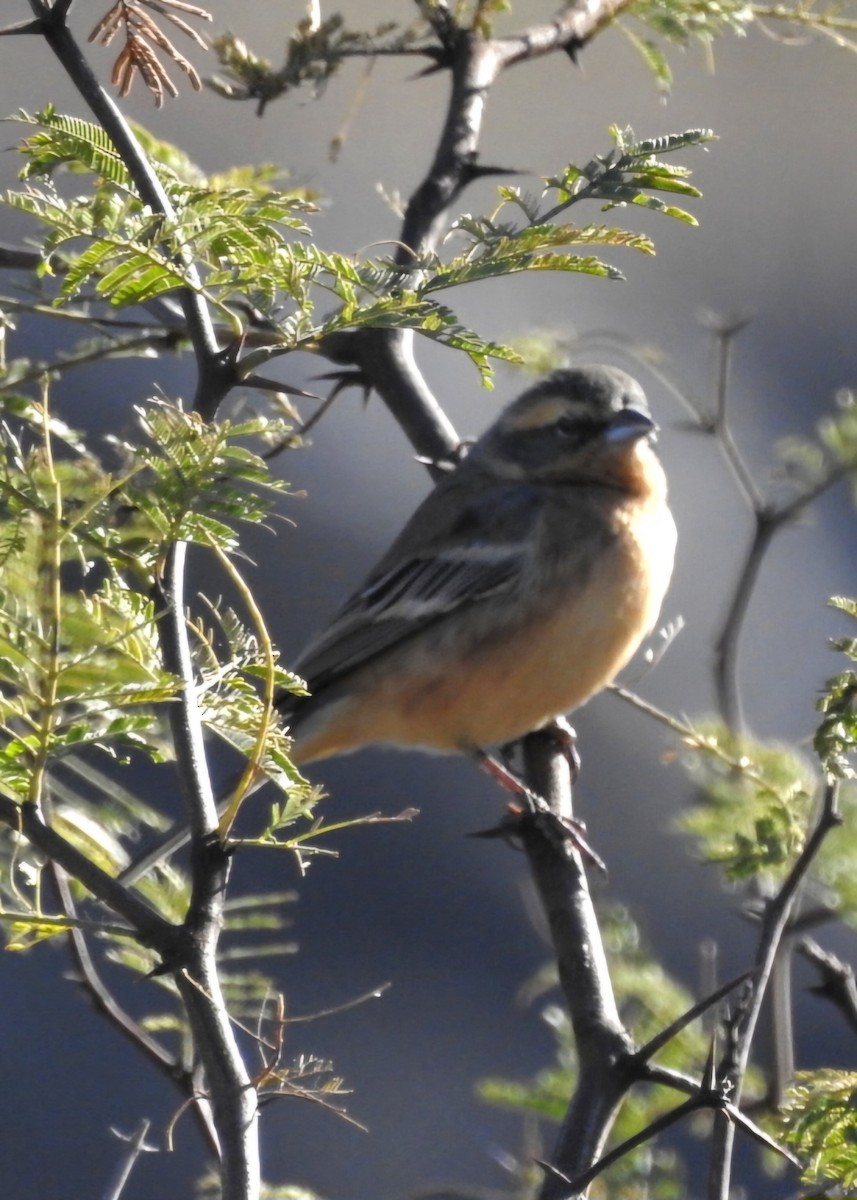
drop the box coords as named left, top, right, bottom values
left=100, top=1120, right=155, bottom=1200
left=713, top=449, right=856, bottom=732
left=0, top=792, right=177, bottom=950
left=49, top=860, right=221, bottom=1155
left=713, top=514, right=776, bottom=731
left=154, top=544, right=219, bottom=851
left=708, top=780, right=842, bottom=1199
left=28, top=386, right=62, bottom=811
left=711, top=327, right=765, bottom=513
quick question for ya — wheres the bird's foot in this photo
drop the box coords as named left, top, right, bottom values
left=471, top=749, right=605, bottom=872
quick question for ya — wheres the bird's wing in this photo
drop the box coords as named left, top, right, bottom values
left=288, top=483, right=546, bottom=694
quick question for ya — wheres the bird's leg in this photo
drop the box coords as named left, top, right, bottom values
left=475, top=747, right=539, bottom=803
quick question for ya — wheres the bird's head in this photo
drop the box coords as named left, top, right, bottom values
left=473, top=365, right=662, bottom=493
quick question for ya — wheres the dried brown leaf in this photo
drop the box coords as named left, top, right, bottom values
left=89, top=0, right=209, bottom=104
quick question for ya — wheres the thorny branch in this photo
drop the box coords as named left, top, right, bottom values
left=328, top=8, right=646, bottom=1192
left=702, top=318, right=856, bottom=731
left=708, top=780, right=842, bottom=1200
left=16, top=5, right=259, bottom=1198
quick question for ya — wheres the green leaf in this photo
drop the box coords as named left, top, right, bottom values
left=10, top=107, right=131, bottom=186
left=676, top=722, right=818, bottom=881
left=815, top=597, right=857, bottom=777
left=617, top=24, right=674, bottom=91
left=781, top=1070, right=857, bottom=1189
left=626, top=0, right=752, bottom=52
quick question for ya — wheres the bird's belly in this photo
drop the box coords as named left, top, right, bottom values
left=291, top=497, right=675, bottom=762
left=401, top=566, right=652, bottom=749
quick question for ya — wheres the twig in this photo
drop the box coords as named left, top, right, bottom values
left=327, top=0, right=642, bottom=465
left=799, top=936, right=857, bottom=1037
left=708, top=779, right=842, bottom=1200
left=714, top=513, right=776, bottom=731
left=632, top=970, right=756, bottom=1066
left=101, top=1120, right=157, bottom=1200
left=703, top=320, right=856, bottom=730
left=47, top=859, right=220, bottom=1155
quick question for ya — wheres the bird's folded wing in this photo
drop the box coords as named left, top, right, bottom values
left=290, top=486, right=546, bottom=693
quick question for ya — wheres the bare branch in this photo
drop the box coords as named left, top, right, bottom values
left=799, top=936, right=857, bottom=1037
left=709, top=780, right=842, bottom=1199
left=47, top=860, right=221, bottom=1156
left=101, top=1120, right=157, bottom=1200
left=516, top=731, right=633, bottom=1197
left=494, top=0, right=639, bottom=69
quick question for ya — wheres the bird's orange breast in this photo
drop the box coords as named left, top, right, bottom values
left=290, top=484, right=675, bottom=763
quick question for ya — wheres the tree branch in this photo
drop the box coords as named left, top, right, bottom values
left=318, top=11, right=646, bottom=1191
left=518, top=731, right=633, bottom=1197
left=48, top=859, right=222, bottom=1156
left=0, top=792, right=176, bottom=951
left=101, top=1120, right=157, bottom=1200
left=799, top=936, right=857, bottom=1038
left=327, top=0, right=636, bottom=456
left=23, top=9, right=261, bottom=1196
left=494, top=0, right=639, bottom=69
left=708, top=780, right=842, bottom=1199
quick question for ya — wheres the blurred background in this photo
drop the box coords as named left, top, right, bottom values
left=0, top=2, right=856, bottom=1196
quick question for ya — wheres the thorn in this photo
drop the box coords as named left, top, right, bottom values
left=462, top=161, right=525, bottom=183
left=410, top=61, right=449, bottom=80
left=468, top=809, right=527, bottom=847
left=0, top=19, right=44, bottom=36
left=311, top=368, right=372, bottom=403
left=702, top=1037, right=719, bottom=1091
left=532, top=1157, right=570, bottom=1182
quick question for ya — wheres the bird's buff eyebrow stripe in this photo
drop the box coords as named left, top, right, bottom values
left=503, top=395, right=580, bottom=431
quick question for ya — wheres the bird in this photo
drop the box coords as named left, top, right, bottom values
left=279, top=363, right=676, bottom=763
left=119, top=364, right=675, bottom=883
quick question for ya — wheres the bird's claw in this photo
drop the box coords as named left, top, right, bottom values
left=469, top=804, right=606, bottom=873
left=471, top=749, right=605, bottom=872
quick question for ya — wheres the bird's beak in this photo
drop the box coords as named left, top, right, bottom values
left=603, top=405, right=657, bottom=444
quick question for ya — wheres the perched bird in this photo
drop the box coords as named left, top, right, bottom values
left=279, top=364, right=676, bottom=764
left=119, top=364, right=675, bottom=883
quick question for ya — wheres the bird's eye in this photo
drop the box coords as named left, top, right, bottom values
left=556, top=414, right=601, bottom=443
